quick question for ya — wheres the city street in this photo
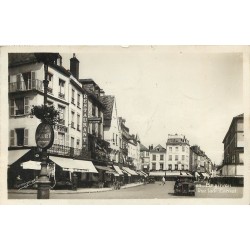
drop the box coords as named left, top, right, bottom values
left=8, top=181, right=243, bottom=200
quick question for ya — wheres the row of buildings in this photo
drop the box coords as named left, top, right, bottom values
left=140, top=134, right=213, bottom=178
left=8, top=53, right=144, bottom=189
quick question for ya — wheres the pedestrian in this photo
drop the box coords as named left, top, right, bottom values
left=162, top=176, right=165, bottom=185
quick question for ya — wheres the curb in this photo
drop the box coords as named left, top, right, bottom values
left=8, top=183, right=144, bottom=195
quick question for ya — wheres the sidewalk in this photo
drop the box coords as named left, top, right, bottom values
left=8, top=182, right=144, bottom=195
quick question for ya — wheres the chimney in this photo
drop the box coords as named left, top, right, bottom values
left=70, top=53, right=79, bottom=80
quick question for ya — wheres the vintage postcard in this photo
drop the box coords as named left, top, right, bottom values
left=0, top=45, right=249, bottom=204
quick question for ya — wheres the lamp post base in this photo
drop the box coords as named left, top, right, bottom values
left=37, top=178, right=51, bottom=199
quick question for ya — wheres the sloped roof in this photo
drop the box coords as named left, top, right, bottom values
left=99, top=95, right=115, bottom=127
left=140, top=144, right=149, bottom=151
left=150, top=144, right=166, bottom=152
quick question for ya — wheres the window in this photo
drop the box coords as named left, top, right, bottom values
left=146, top=152, right=149, bottom=156
left=182, top=155, right=185, bottom=161
left=77, top=93, right=80, bottom=107
left=10, top=129, right=28, bottom=146
left=92, top=123, right=96, bottom=135
left=71, top=137, right=75, bottom=148
left=71, top=89, right=75, bottom=104
left=175, top=155, right=178, bottom=161
left=181, top=164, right=184, bottom=170
left=239, top=153, right=244, bottom=164
left=160, top=154, right=164, bottom=161
left=160, top=163, right=164, bottom=170
left=175, top=147, right=178, bottom=152
left=58, top=105, right=65, bottom=125
left=169, top=147, right=172, bottom=152
left=116, top=134, right=118, bottom=146
left=175, top=164, right=178, bottom=170
left=152, top=155, right=156, bottom=161
left=92, top=104, right=96, bottom=116
left=76, top=139, right=80, bottom=148
left=77, top=114, right=80, bottom=131
left=10, top=97, right=29, bottom=116
left=169, top=155, right=172, bottom=161
left=47, top=73, right=53, bottom=94
left=182, top=146, right=185, bottom=152
left=71, top=111, right=75, bottom=128
left=152, top=163, right=156, bottom=170
left=168, top=164, right=172, bottom=170
left=58, top=132, right=65, bottom=145
left=113, top=133, right=115, bottom=144
left=59, top=79, right=65, bottom=99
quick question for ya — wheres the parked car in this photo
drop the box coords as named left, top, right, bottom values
left=174, top=176, right=195, bottom=196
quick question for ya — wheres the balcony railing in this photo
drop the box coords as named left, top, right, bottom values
left=54, top=123, right=68, bottom=133
left=9, top=80, right=43, bottom=93
left=48, top=144, right=83, bottom=158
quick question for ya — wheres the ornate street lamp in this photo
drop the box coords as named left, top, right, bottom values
left=33, top=53, right=59, bottom=199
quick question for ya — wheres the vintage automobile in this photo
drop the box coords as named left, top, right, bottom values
left=174, top=176, right=196, bottom=196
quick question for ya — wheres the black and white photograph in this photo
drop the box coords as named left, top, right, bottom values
left=0, top=46, right=248, bottom=203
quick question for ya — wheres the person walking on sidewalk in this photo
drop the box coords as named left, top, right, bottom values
left=162, top=176, right=166, bottom=185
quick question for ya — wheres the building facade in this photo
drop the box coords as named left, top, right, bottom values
left=140, top=144, right=150, bottom=172
left=221, top=114, right=244, bottom=176
left=149, top=144, right=166, bottom=171
left=166, top=134, right=190, bottom=171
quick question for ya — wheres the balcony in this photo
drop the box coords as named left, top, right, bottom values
left=9, top=80, right=43, bottom=93
left=54, top=123, right=68, bottom=133
left=47, top=87, right=53, bottom=94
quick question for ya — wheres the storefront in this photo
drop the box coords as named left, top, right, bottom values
left=49, top=156, right=98, bottom=189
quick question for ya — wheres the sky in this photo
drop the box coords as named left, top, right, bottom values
left=61, top=46, right=243, bottom=165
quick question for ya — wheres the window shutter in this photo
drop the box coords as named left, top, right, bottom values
left=24, top=97, right=30, bottom=114
left=24, top=129, right=28, bottom=146
left=17, top=74, right=21, bottom=90
left=31, top=71, right=36, bottom=89
left=65, top=134, right=69, bottom=147
left=54, top=131, right=58, bottom=145
left=16, top=74, right=21, bottom=83
left=10, top=130, right=15, bottom=146
left=10, top=99, right=15, bottom=116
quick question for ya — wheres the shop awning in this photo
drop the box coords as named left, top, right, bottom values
left=122, top=170, right=131, bottom=176
left=113, top=165, right=124, bottom=175
left=180, top=172, right=188, bottom=176
left=21, top=160, right=41, bottom=170
left=123, top=167, right=138, bottom=176
left=96, top=165, right=119, bottom=176
left=8, top=149, right=30, bottom=165
left=50, top=156, right=98, bottom=173
left=201, top=172, right=210, bottom=178
left=149, top=171, right=165, bottom=176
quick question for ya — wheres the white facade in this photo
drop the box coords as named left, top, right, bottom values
left=9, top=59, right=84, bottom=152
left=149, top=145, right=166, bottom=171
left=103, top=98, right=121, bottom=163
left=166, top=134, right=190, bottom=171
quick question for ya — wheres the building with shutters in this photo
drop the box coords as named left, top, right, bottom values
left=166, top=134, right=190, bottom=171
left=149, top=144, right=166, bottom=171
left=99, top=94, right=121, bottom=164
left=140, top=144, right=150, bottom=172
left=8, top=53, right=107, bottom=188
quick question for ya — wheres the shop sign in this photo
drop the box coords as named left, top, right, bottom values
left=88, top=117, right=102, bottom=123
left=35, top=123, right=54, bottom=149
left=82, top=94, right=88, bottom=150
